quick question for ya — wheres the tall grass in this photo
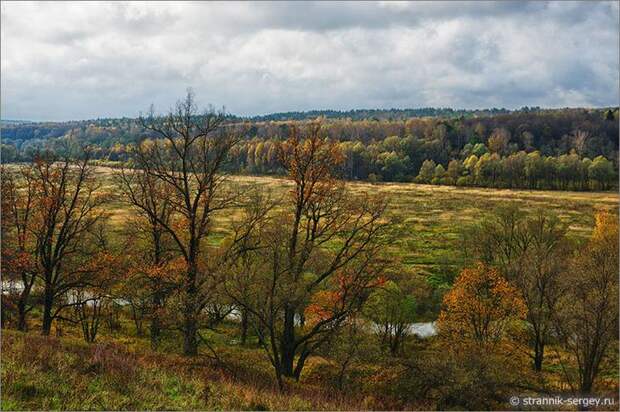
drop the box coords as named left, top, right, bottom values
left=1, top=330, right=377, bottom=410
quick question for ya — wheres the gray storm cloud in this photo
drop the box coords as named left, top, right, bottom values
left=1, top=1, right=618, bottom=121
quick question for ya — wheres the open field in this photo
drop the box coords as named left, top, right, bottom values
left=94, top=166, right=619, bottom=319
left=98, top=166, right=619, bottom=276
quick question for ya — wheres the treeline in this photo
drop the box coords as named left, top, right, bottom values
left=3, top=106, right=617, bottom=149
left=415, top=152, right=615, bottom=190
left=232, top=136, right=617, bottom=191
left=0, top=106, right=514, bottom=136
left=247, top=106, right=513, bottom=122
left=2, top=108, right=618, bottom=191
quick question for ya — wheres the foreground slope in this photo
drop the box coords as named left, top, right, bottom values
left=1, top=330, right=372, bottom=411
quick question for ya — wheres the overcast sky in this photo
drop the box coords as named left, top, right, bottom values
left=1, top=1, right=619, bottom=121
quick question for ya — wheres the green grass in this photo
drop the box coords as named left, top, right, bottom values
left=97, top=168, right=618, bottom=274
left=1, top=330, right=371, bottom=411
left=96, top=167, right=617, bottom=318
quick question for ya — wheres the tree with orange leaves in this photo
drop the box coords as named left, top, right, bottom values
left=438, top=262, right=526, bottom=345
left=225, top=122, right=392, bottom=390
left=1, top=166, right=37, bottom=330
left=70, top=249, right=122, bottom=343
left=412, top=263, right=529, bottom=409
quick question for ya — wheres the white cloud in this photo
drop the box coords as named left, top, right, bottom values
left=1, top=1, right=618, bottom=121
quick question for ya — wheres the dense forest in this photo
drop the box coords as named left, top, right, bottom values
left=2, top=107, right=618, bottom=191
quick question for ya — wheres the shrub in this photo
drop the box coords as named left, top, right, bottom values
left=456, top=176, right=472, bottom=186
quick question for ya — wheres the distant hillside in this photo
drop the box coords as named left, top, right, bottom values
left=0, top=106, right=524, bottom=132
left=1, top=119, right=33, bottom=126
left=1, top=106, right=615, bottom=148
left=246, top=107, right=517, bottom=122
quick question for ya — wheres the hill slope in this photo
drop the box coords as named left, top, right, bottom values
left=1, top=330, right=369, bottom=410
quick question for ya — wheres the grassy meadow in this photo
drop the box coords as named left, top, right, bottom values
left=101, top=167, right=619, bottom=268
left=98, top=165, right=618, bottom=317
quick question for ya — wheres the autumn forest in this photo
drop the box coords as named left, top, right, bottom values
left=2, top=106, right=619, bottom=191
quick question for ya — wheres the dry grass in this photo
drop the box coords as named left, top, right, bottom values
left=1, top=330, right=376, bottom=411
left=93, top=166, right=618, bottom=277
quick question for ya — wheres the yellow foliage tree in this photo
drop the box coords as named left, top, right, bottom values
left=554, top=210, right=619, bottom=394
left=438, top=263, right=526, bottom=345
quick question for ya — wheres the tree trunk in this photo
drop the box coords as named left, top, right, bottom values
left=337, top=357, right=351, bottom=390
left=150, top=293, right=162, bottom=350
left=17, top=276, right=34, bottom=331
left=275, top=367, right=284, bottom=392
left=280, top=306, right=296, bottom=377
left=17, top=300, right=27, bottom=331
left=183, top=309, right=198, bottom=355
left=580, top=365, right=594, bottom=395
left=41, top=283, right=54, bottom=335
left=240, top=309, right=248, bottom=345
left=183, top=265, right=198, bottom=356
left=131, top=303, right=144, bottom=337
left=533, top=341, right=544, bottom=372
left=390, top=334, right=400, bottom=355
left=151, top=232, right=163, bottom=350
left=293, top=350, right=310, bottom=381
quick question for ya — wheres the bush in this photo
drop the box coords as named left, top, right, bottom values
left=395, top=342, right=531, bottom=410
left=456, top=176, right=472, bottom=186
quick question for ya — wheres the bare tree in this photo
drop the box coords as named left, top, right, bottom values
left=553, top=212, right=619, bottom=395
left=27, top=149, right=108, bottom=335
left=71, top=290, right=108, bottom=343
left=117, top=168, right=176, bottom=348
left=570, top=130, right=589, bottom=156
left=513, top=212, right=570, bottom=371
left=121, top=90, right=239, bottom=355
